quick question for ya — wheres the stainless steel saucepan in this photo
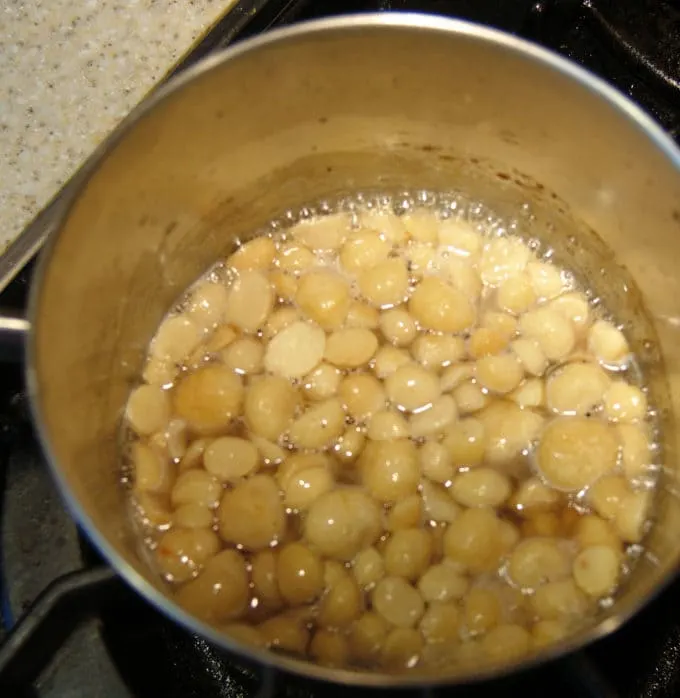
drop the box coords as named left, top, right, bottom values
left=8, top=12, right=680, bottom=687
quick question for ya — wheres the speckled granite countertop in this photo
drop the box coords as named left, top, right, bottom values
left=0, top=0, right=236, bottom=253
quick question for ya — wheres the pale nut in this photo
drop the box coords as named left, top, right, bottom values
left=536, top=417, right=619, bottom=491
left=325, top=329, right=379, bottom=368
left=408, top=276, right=475, bottom=333
left=264, top=321, right=325, bottom=379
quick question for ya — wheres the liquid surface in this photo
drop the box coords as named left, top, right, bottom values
left=122, top=193, right=657, bottom=674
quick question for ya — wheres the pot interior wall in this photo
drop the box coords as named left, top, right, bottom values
left=30, top=17, right=680, bottom=680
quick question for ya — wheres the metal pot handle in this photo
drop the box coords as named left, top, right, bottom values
left=0, top=311, right=30, bottom=363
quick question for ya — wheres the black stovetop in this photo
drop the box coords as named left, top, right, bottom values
left=0, top=1, right=679, bottom=696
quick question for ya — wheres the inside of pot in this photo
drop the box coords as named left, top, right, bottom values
left=29, top=17, right=680, bottom=684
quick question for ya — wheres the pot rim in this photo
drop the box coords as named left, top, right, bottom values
left=25, top=11, right=680, bottom=687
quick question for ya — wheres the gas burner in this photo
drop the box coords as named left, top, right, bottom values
left=586, top=0, right=680, bottom=94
